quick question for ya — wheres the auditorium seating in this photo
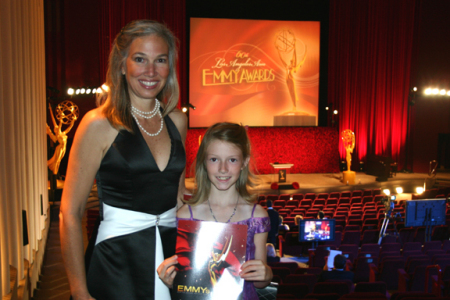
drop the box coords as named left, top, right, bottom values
left=260, top=193, right=450, bottom=299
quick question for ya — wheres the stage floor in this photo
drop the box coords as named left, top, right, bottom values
left=185, top=172, right=450, bottom=197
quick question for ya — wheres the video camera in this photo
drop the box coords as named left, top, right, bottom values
left=381, top=195, right=396, bottom=213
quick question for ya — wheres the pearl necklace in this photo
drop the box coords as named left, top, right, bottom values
left=131, top=100, right=160, bottom=119
left=131, top=100, right=163, bottom=137
left=208, top=195, right=239, bottom=223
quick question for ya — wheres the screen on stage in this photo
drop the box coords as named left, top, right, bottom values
left=189, top=18, right=321, bottom=128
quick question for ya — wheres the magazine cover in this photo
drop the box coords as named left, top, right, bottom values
left=172, top=220, right=248, bottom=300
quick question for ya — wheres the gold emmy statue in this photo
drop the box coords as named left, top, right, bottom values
left=341, top=129, right=356, bottom=185
left=47, top=100, right=79, bottom=175
left=208, top=236, right=233, bottom=287
left=273, top=29, right=316, bottom=126
left=275, top=29, right=307, bottom=112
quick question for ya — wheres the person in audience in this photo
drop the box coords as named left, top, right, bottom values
left=60, top=20, right=186, bottom=300
left=266, top=243, right=280, bottom=263
left=267, top=199, right=280, bottom=245
left=294, top=214, right=303, bottom=226
left=318, top=254, right=354, bottom=282
left=317, top=210, right=325, bottom=219
left=279, top=215, right=290, bottom=231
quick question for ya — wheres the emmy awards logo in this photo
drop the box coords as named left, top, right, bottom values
left=275, top=29, right=307, bottom=113
left=47, top=100, right=79, bottom=175
left=273, top=29, right=316, bottom=126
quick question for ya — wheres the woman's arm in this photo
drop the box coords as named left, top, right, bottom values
left=59, top=109, right=115, bottom=300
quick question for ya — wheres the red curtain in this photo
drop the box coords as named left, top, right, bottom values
left=328, top=0, right=417, bottom=169
left=98, top=0, right=187, bottom=106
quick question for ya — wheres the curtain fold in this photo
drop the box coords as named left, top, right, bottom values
left=0, top=0, right=47, bottom=297
left=329, top=0, right=417, bottom=169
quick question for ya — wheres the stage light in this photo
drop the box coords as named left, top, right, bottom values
left=333, top=110, right=338, bottom=115
left=67, top=88, right=74, bottom=95
left=96, top=87, right=102, bottom=93
left=75, top=88, right=80, bottom=95
left=182, top=107, right=188, bottom=113
left=416, top=187, right=424, bottom=194
left=424, top=88, right=432, bottom=95
left=80, top=88, right=86, bottom=94
left=325, top=106, right=329, bottom=110
left=447, top=91, right=450, bottom=96
left=432, top=88, right=439, bottom=95
left=101, top=84, right=109, bottom=92
left=440, top=89, right=447, bottom=95
left=383, top=189, right=390, bottom=196
left=396, top=187, right=403, bottom=194
left=86, top=88, right=92, bottom=94
left=413, top=87, right=417, bottom=92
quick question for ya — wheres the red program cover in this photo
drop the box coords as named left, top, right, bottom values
left=173, top=220, right=248, bottom=300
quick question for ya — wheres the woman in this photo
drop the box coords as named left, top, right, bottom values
left=60, top=20, right=186, bottom=300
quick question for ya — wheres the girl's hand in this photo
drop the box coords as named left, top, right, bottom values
left=157, top=255, right=178, bottom=288
left=239, top=259, right=273, bottom=284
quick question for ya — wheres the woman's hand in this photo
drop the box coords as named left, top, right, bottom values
left=239, top=259, right=273, bottom=288
left=157, top=255, right=178, bottom=288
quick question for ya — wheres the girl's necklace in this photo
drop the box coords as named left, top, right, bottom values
left=208, top=195, right=239, bottom=223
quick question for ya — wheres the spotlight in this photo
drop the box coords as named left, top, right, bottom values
left=383, top=189, right=390, bottom=196
left=416, top=187, right=424, bottom=194
left=182, top=107, right=188, bottom=113
left=432, top=88, right=439, bottom=95
left=333, top=110, right=338, bottom=115
left=440, top=89, right=447, bottom=95
left=80, top=88, right=86, bottom=94
left=76, top=89, right=80, bottom=95
left=424, top=88, right=432, bottom=95
left=86, top=88, right=92, bottom=94
left=413, top=87, right=417, bottom=92
left=447, top=91, right=450, bottom=96
left=396, top=187, right=403, bottom=194
left=325, top=106, right=329, bottom=110
left=101, top=84, right=109, bottom=92
left=67, top=88, right=74, bottom=95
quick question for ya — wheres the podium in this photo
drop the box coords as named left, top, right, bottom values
left=270, top=163, right=294, bottom=183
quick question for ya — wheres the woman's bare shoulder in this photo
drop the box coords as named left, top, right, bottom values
left=75, top=107, right=117, bottom=148
left=168, top=108, right=187, bottom=140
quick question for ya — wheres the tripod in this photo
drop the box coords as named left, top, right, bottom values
left=378, top=201, right=398, bottom=245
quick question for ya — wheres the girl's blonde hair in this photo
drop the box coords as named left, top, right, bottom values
left=99, top=20, right=179, bottom=131
left=187, top=123, right=257, bottom=205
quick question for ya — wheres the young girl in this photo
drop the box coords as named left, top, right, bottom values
left=158, top=122, right=273, bottom=299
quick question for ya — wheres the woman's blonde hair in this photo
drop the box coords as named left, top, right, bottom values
left=99, top=20, right=179, bottom=131
left=187, top=123, right=257, bottom=205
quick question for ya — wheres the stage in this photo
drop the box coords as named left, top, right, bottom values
left=185, top=172, right=450, bottom=199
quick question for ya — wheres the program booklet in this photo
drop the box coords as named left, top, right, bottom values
left=172, top=220, right=248, bottom=300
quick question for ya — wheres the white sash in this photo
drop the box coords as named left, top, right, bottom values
left=96, top=203, right=177, bottom=299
